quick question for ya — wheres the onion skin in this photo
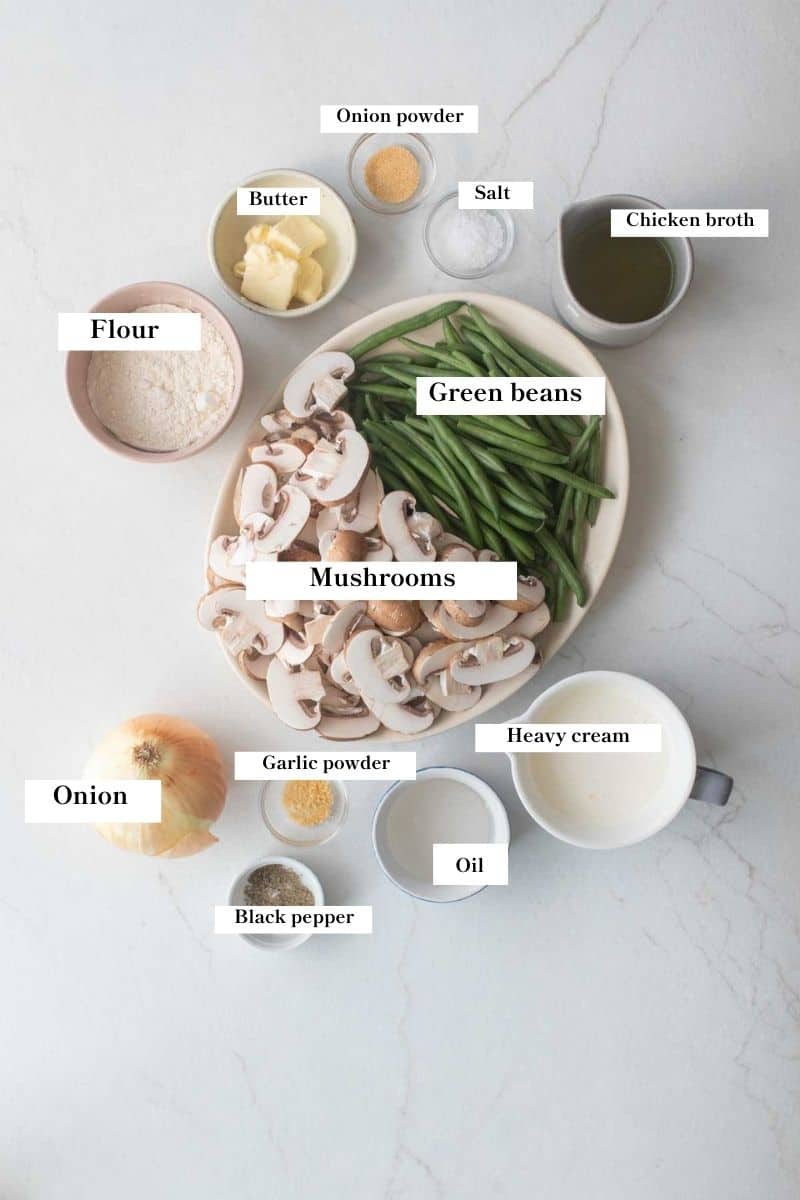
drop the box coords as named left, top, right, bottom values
left=84, top=714, right=227, bottom=857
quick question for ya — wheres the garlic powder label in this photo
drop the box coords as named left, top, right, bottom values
left=235, top=751, right=417, bottom=781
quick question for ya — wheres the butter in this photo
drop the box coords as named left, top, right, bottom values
left=240, top=244, right=299, bottom=311
left=244, top=223, right=271, bottom=247
left=293, top=255, right=324, bottom=305
left=267, top=215, right=327, bottom=259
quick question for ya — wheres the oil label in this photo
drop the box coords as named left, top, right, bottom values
left=432, top=843, right=508, bottom=886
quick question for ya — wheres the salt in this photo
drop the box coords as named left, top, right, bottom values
left=427, top=203, right=507, bottom=275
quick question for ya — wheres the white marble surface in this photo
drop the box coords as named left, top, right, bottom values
left=3, top=2, right=799, bottom=1196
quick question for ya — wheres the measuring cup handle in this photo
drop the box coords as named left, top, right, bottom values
left=691, top=766, right=733, bottom=807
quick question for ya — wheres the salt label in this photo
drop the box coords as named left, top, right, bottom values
left=458, top=181, right=534, bottom=209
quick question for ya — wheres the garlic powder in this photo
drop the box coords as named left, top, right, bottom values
left=87, top=304, right=234, bottom=451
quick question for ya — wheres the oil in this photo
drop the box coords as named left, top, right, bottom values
left=564, top=216, right=674, bottom=324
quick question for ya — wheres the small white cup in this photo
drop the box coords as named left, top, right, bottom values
left=508, top=671, right=732, bottom=849
left=552, top=193, right=694, bottom=347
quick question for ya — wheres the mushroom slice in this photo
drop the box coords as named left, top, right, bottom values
left=507, top=604, right=551, bottom=639
left=333, top=469, right=384, bottom=534
left=291, top=431, right=369, bottom=508
left=442, top=599, right=487, bottom=627
left=321, top=602, right=368, bottom=658
left=345, top=628, right=412, bottom=705
left=234, top=463, right=278, bottom=525
left=283, top=351, right=355, bottom=419
left=425, top=669, right=482, bottom=713
left=438, top=539, right=476, bottom=563
left=478, top=548, right=500, bottom=562
left=414, top=620, right=441, bottom=646
left=311, top=409, right=356, bottom=441
left=250, top=438, right=308, bottom=476
left=317, top=707, right=381, bottom=740
left=279, top=540, right=320, bottom=562
left=264, top=599, right=302, bottom=622
left=266, top=658, right=325, bottom=731
left=238, top=648, right=272, bottom=680
left=197, top=587, right=285, bottom=657
left=329, top=650, right=360, bottom=695
left=250, top=486, right=311, bottom=556
left=319, top=530, right=366, bottom=561
left=412, top=638, right=461, bottom=684
left=367, top=689, right=437, bottom=735
left=363, top=535, right=392, bottom=561
left=504, top=574, right=547, bottom=613
left=208, top=534, right=247, bottom=584
left=379, top=492, right=441, bottom=561
left=260, top=409, right=301, bottom=441
left=367, top=600, right=422, bottom=637
left=424, top=600, right=517, bottom=641
left=277, top=626, right=317, bottom=667
left=450, top=635, right=537, bottom=686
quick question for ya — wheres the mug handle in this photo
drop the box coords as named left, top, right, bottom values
left=691, top=766, right=733, bottom=807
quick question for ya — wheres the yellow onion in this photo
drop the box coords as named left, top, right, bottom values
left=83, top=714, right=227, bottom=857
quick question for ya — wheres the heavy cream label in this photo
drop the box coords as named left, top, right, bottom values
left=235, top=751, right=417, bottom=781
left=215, top=906, right=373, bottom=934
left=458, top=181, right=534, bottom=209
left=475, top=724, right=663, bottom=752
left=245, top=559, right=517, bottom=602
left=236, top=187, right=321, bottom=215
left=415, top=376, right=605, bottom=416
left=25, top=779, right=161, bottom=823
left=611, top=209, right=768, bottom=237
left=58, top=311, right=201, bottom=351
left=320, top=105, right=479, bottom=132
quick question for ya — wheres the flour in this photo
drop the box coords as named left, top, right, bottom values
left=86, top=304, right=235, bottom=451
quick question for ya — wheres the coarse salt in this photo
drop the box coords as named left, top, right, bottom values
left=428, top=204, right=506, bottom=274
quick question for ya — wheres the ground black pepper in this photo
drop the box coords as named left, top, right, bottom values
left=243, top=864, right=314, bottom=906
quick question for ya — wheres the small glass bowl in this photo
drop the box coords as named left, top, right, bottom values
left=347, top=132, right=436, bottom=214
left=424, top=191, right=515, bottom=278
left=260, top=779, right=349, bottom=847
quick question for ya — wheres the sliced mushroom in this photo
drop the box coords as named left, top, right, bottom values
left=503, top=574, right=547, bottom=613
left=279, top=540, right=320, bottom=562
left=208, top=533, right=247, bottom=584
left=317, top=470, right=384, bottom=537
left=233, top=463, right=278, bottom=525
left=442, top=599, right=487, bottom=627
left=197, top=587, right=285, bottom=657
left=292, top=431, right=369, bottom=507
left=320, top=602, right=369, bottom=658
left=264, top=599, right=302, bottom=622
left=258, top=410, right=300, bottom=442
left=366, top=689, right=437, bottom=734
left=424, top=600, right=517, bottom=641
left=345, top=628, right=412, bottom=705
left=414, top=619, right=442, bottom=645
left=367, top=600, right=422, bottom=636
left=477, top=548, right=500, bottom=562
left=266, top=658, right=325, bottom=731
left=507, top=604, right=551, bottom=639
left=450, top=635, right=537, bottom=685
left=363, top=535, right=392, bottom=561
left=238, top=648, right=272, bottom=680
left=438, top=539, right=476, bottom=563
left=319, top=530, right=366, bottom=561
left=311, top=408, right=356, bottom=439
left=230, top=512, right=278, bottom=566
left=317, top=707, right=381, bottom=740
left=250, top=438, right=308, bottom=476
left=245, top=486, right=311, bottom=556
left=329, top=649, right=359, bottom=695
left=412, top=638, right=461, bottom=684
left=425, top=670, right=482, bottom=713
left=379, top=492, right=441, bottom=561
left=283, top=351, right=355, bottom=419
left=277, top=626, right=317, bottom=667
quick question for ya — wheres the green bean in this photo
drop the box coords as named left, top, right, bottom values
left=428, top=417, right=500, bottom=518
left=474, top=413, right=552, bottom=449
left=550, top=414, right=586, bottom=436
left=571, top=489, right=589, bottom=565
left=460, top=326, right=521, bottom=376
left=552, top=576, right=568, bottom=623
left=350, top=382, right=413, bottom=400
left=376, top=453, right=454, bottom=531
left=373, top=459, right=406, bottom=492
left=397, top=338, right=441, bottom=362
left=380, top=422, right=483, bottom=547
left=465, top=306, right=545, bottom=376
left=378, top=364, right=426, bottom=389
left=442, top=316, right=460, bottom=348
left=349, top=301, right=465, bottom=359
left=555, top=486, right=573, bottom=541
left=535, top=414, right=571, bottom=453
left=495, top=483, right=551, bottom=521
left=587, top=435, right=602, bottom=524
left=454, top=419, right=569, bottom=464
left=526, top=460, right=613, bottom=498
left=357, top=353, right=413, bottom=367
left=366, top=424, right=451, bottom=496
left=364, top=393, right=381, bottom=423
left=568, top=415, right=601, bottom=467
left=535, top=527, right=586, bottom=605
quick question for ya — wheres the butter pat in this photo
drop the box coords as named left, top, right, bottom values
left=293, top=255, right=324, bottom=304
left=244, top=223, right=271, bottom=247
left=241, top=244, right=299, bottom=311
left=267, top=216, right=327, bottom=259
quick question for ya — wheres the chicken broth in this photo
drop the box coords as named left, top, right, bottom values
left=564, top=216, right=674, bottom=324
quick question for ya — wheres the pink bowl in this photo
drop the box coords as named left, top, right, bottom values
left=65, top=281, right=245, bottom=462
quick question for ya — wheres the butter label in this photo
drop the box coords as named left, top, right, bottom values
left=235, top=751, right=417, bottom=781
left=416, top=376, right=605, bottom=416
left=458, top=181, right=534, bottom=209
left=236, top=187, right=321, bottom=215
left=58, top=312, right=201, bottom=351
left=25, top=779, right=161, bottom=823
left=611, top=208, right=768, bottom=237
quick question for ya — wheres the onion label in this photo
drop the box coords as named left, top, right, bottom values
left=25, top=779, right=162, bottom=823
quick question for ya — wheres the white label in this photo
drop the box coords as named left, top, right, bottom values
left=320, top=104, right=479, bottom=133
left=475, top=723, right=663, bottom=753
left=432, top=843, right=508, bottom=886
left=236, top=187, right=321, bottom=215
left=245, top=559, right=518, bottom=602
left=235, top=751, right=417, bottom=781
left=215, top=906, right=373, bottom=935
left=458, top=181, right=534, bottom=209
left=415, top=376, right=605, bottom=416
left=58, top=312, right=201, bottom=351
left=25, top=779, right=161, bottom=823
left=610, top=209, right=768, bottom=238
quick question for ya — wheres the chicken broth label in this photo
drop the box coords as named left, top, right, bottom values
left=458, top=181, right=534, bottom=209
left=235, top=751, right=416, bottom=781
left=25, top=779, right=162, bottom=823
left=215, top=906, right=373, bottom=935
left=432, top=843, right=508, bottom=886
left=415, top=376, right=606, bottom=416
left=474, top=724, right=663, bottom=753
left=236, top=187, right=321, bottom=215
left=245, top=560, right=518, bottom=602
left=610, top=208, right=769, bottom=237
left=320, top=105, right=479, bottom=132
left=58, top=311, right=201, bottom=351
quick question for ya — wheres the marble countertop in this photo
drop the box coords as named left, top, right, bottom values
left=3, top=2, right=798, bottom=1197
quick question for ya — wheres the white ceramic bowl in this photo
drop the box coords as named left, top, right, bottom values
left=208, top=169, right=357, bottom=319
left=227, top=855, right=324, bottom=951
left=372, top=767, right=510, bottom=903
